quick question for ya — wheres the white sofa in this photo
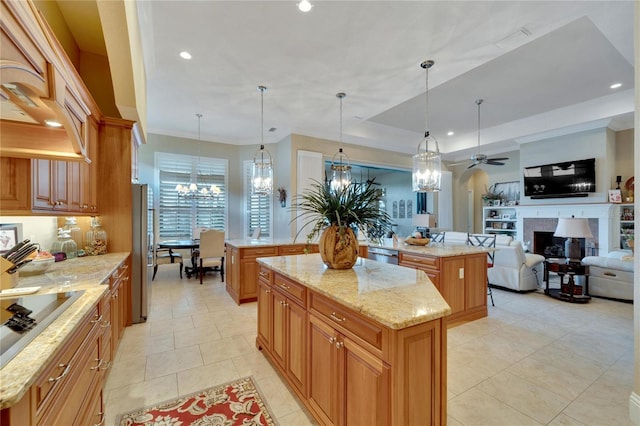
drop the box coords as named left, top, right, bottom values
left=581, top=251, right=634, bottom=301
left=488, top=235, right=546, bottom=292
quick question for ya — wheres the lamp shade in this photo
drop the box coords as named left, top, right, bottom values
left=553, top=218, right=593, bottom=239
left=413, top=213, right=436, bottom=228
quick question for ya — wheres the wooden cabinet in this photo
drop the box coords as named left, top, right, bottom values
left=109, top=258, right=130, bottom=351
left=257, top=267, right=447, bottom=425
left=0, top=157, right=31, bottom=213
left=308, top=313, right=390, bottom=426
left=399, top=251, right=488, bottom=326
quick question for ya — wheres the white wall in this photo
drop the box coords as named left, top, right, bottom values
left=0, top=216, right=59, bottom=252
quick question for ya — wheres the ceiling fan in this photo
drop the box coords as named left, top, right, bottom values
left=452, top=99, right=509, bottom=169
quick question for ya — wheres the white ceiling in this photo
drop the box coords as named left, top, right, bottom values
left=98, top=2, right=638, bottom=162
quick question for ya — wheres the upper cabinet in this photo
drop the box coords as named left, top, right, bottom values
left=0, top=0, right=98, bottom=162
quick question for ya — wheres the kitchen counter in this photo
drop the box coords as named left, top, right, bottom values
left=258, top=253, right=451, bottom=329
left=368, top=241, right=493, bottom=257
left=225, top=238, right=315, bottom=248
left=0, top=252, right=129, bottom=409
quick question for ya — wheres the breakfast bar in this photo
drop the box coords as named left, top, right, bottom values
left=256, top=254, right=451, bottom=425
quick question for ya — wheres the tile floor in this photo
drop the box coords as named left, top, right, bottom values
left=104, top=267, right=635, bottom=426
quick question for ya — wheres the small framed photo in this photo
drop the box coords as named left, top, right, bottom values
left=501, top=214, right=511, bottom=220
left=501, top=223, right=509, bottom=229
left=492, top=200, right=501, bottom=206
left=0, top=224, right=20, bottom=254
left=608, top=189, right=622, bottom=204
left=507, top=200, right=516, bottom=206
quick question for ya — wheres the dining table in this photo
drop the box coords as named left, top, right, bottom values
left=157, top=239, right=200, bottom=278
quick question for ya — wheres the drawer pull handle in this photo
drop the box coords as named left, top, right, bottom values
left=48, top=363, right=71, bottom=383
left=90, top=358, right=104, bottom=371
left=330, top=312, right=346, bottom=323
left=329, top=336, right=336, bottom=344
left=259, top=272, right=269, bottom=277
left=101, top=320, right=111, bottom=328
left=265, top=289, right=271, bottom=294
left=603, top=272, right=617, bottom=277
left=94, top=411, right=105, bottom=426
left=279, top=283, right=290, bottom=290
left=101, top=360, right=112, bottom=371
left=91, top=314, right=103, bottom=324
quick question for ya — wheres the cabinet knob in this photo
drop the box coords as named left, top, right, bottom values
left=335, top=341, right=344, bottom=349
left=329, top=336, right=336, bottom=344
left=94, top=411, right=106, bottom=426
left=90, top=358, right=104, bottom=371
left=265, top=289, right=271, bottom=294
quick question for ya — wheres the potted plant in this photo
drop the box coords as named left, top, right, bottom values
left=481, top=184, right=503, bottom=206
left=292, top=179, right=393, bottom=269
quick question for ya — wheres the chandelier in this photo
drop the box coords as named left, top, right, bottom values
left=412, top=60, right=441, bottom=192
left=330, top=92, right=352, bottom=192
left=175, top=113, right=222, bottom=200
left=252, top=85, right=273, bottom=195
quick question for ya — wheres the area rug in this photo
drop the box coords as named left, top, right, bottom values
left=116, top=376, right=277, bottom=426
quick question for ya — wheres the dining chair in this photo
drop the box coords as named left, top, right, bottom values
left=153, top=246, right=183, bottom=280
left=198, top=229, right=225, bottom=284
left=430, top=231, right=445, bottom=243
left=193, top=227, right=208, bottom=240
left=467, top=233, right=496, bottom=306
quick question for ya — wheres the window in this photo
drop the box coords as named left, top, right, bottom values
left=156, top=153, right=227, bottom=239
left=244, top=160, right=272, bottom=237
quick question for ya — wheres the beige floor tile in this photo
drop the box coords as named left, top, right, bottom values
left=191, top=309, right=235, bottom=328
left=217, top=318, right=259, bottom=338
left=116, top=331, right=175, bottom=361
left=104, top=353, right=147, bottom=391
left=105, top=374, right=178, bottom=426
left=547, top=413, right=587, bottom=425
left=232, top=351, right=281, bottom=381
left=148, top=315, right=195, bottom=336
left=174, top=324, right=222, bottom=348
left=448, top=388, right=543, bottom=426
left=145, top=345, right=204, bottom=380
left=476, top=370, right=571, bottom=424
left=277, top=408, right=316, bottom=425
left=176, top=359, right=240, bottom=396
left=199, top=335, right=257, bottom=364
left=254, top=375, right=307, bottom=419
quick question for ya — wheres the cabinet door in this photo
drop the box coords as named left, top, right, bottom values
left=53, top=160, right=68, bottom=208
left=271, top=290, right=287, bottom=368
left=66, top=160, right=82, bottom=212
left=0, top=157, right=31, bottom=213
left=465, top=255, right=487, bottom=310
left=287, top=300, right=306, bottom=393
left=240, top=259, right=258, bottom=300
left=257, top=282, right=272, bottom=350
left=342, top=336, right=390, bottom=426
left=110, top=282, right=121, bottom=355
left=32, top=158, right=54, bottom=210
left=308, top=315, right=339, bottom=425
left=440, top=258, right=465, bottom=314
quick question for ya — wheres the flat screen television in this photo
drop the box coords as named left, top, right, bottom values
left=523, top=158, right=596, bottom=199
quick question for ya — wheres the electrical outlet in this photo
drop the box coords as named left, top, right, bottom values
left=459, top=268, right=464, bottom=279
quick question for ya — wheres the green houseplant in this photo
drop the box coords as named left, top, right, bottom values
left=292, top=179, right=393, bottom=269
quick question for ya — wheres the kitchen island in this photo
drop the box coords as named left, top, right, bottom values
left=257, top=254, right=450, bottom=425
left=0, top=252, right=129, bottom=425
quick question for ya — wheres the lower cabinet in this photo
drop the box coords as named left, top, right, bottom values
left=257, top=266, right=447, bottom=425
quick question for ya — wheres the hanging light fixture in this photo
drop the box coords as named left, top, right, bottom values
left=330, top=92, right=351, bottom=192
left=251, top=85, right=273, bottom=195
left=412, top=60, right=442, bottom=192
left=175, top=114, right=222, bottom=200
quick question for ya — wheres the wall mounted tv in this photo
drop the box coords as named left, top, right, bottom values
left=523, top=158, right=596, bottom=199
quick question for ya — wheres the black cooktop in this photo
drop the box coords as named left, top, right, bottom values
left=0, top=290, right=84, bottom=368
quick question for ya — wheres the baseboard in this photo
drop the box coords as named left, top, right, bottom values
left=630, top=391, right=640, bottom=424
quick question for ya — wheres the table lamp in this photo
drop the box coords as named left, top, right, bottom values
left=553, top=216, right=593, bottom=262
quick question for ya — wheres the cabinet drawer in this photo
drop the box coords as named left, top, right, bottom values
left=258, top=265, right=272, bottom=284
left=278, top=244, right=308, bottom=255
left=399, top=253, right=439, bottom=269
left=33, top=305, right=98, bottom=413
left=310, top=293, right=383, bottom=350
left=273, top=274, right=306, bottom=306
left=242, top=246, right=278, bottom=258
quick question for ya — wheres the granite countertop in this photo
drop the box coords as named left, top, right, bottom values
left=258, top=254, right=451, bottom=330
left=0, top=252, right=129, bottom=409
left=368, top=241, right=493, bottom=257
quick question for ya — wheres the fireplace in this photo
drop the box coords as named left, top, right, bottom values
left=533, top=231, right=587, bottom=258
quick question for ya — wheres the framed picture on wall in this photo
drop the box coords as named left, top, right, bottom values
left=407, top=200, right=412, bottom=218
left=399, top=200, right=405, bottom=219
left=392, top=201, right=398, bottom=219
left=608, top=189, right=622, bottom=203
left=0, top=224, right=20, bottom=254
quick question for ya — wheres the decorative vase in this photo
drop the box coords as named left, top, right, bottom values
left=628, top=240, right=634, bottom=253
left=319, top=224, right=358, bottom=269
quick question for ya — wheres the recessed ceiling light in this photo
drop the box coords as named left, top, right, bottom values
left=180, top=51, right=192, bottom=60
left=45, top=119, right=63, bottom=128
left=447, top=131, right=454, bottom=136
left=297, top=0, right=313, bottom=12
left=610, top=83, right=622, bottom=89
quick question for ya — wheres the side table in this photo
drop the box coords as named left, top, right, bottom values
left=544, top=259, right=591, bottom=303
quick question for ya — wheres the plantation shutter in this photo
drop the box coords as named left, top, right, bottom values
left=157, top=153, right=227, bottom=239
left=244, top=160, right=271, bottom=237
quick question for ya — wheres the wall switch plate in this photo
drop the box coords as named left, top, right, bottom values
left=459, top=268, right=464, bottom=279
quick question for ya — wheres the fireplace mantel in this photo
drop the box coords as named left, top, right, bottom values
left=515, top=203, right=618, bottom=255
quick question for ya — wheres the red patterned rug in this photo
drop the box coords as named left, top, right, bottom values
left=117, top=376, right=277, bottom=425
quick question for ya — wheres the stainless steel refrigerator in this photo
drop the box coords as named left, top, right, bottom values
left=131, top=183, right=153, bottom=323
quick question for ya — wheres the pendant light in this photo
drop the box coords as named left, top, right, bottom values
left=251, top=85, right=273, bottom=195
left=176, top=114, right=222, bottom=200
left=412, top=60, right=441, bottom=192
left=330, top=92, right=351, bottom=192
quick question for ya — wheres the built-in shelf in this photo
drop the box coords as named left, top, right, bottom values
left=619, top=203, right=634, bottom=250
left=483, top=206, right=517, bottom=236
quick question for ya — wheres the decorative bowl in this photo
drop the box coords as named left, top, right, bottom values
left=18, top=257, right=55, bottom=276
left=405, top=237, right=430, bottom=246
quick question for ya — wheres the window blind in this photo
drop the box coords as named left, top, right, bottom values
left=157, top=153, right=227, bottom=239
left=244, top=160, right=271, bottom=237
